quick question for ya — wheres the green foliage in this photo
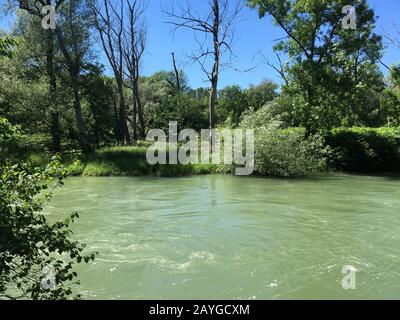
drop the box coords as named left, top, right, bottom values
left=216, top=81, right=278, bottom=127
left=326, top=127, right=400, bottom=173
left=0, top=117, right=21, bottom=162
left=0, top=36, right=17, bottom=58
left=0, top=155, right=96, bottom=300
left=217, top=85, right=248, bottom=127
left=241, top=110, right=329, bottom=177
left=81, top=71, right=117, bottom=145
left=379, top=67, right=400, bottom=126
left=147, top=92, right=208, bottom=132
left=241, top=96, right=295, bottom=129
left=252, top=125, right=329, bottom=177
left=248, top=0, right=385, bottom=131
left=36, top=146, right=212, bottom=177
left=246, top=80, right=278, bottom=111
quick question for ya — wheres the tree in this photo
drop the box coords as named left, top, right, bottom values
left=122, top=0, right=147, bottom=140
left=147, top=92, right=208, bottom=133
left=92, top=0, right=132, bottom=144
left=246, top=80, right=278, bottom=111
left=56, top=0, right=95, bottom=152
left=17, top=0, right=93, bottom=153
left=171, top=52, right=182, bottom=92
left=5, top=4, right=62, bottom=152
left=0, top=33, right=55, bottom=150
left=384, top=24, right=400, bottom=49
left=164, top=0, right=244, bottom=140
left=81, top=69, right=117, bottom=146
left=380, top=67, right=400, bottom=126
left=248, top=0, right=384, bottom=132
left=216, top=85, right=248, bottom=126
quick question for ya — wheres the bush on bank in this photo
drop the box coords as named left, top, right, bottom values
left=252, top=126, right=330, bottom=177
left=325, top=127, right=400, bottom=173
left=240, top=108, right=330, bottom=177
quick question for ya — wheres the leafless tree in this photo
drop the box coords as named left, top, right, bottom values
left=384, top=24, right=400, bottom=49
left=164, top=0, right=244, bottom=137
left=122, top=0, right=147, bottom=140
left=171, top=52, right=181, bottom=91
left=16, top=0, right=92, bottom=152
left=259, top=52, right=289, bottom=87
left=92, top=0, right=131, bottom=144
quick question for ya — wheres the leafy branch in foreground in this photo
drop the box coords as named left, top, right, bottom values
left=0, top=155, right=96, bottom=300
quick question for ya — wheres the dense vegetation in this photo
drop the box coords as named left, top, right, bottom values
left=1, top=0, right=400, bottom=299
left=1, top=0, right=399, bottom=177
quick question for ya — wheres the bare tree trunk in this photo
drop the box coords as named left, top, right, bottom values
left=208, top=80, right=218, bottom=132
left=127, top=0, right=146, bottom=139
left=118, top=81, right=131, bottom=144
left=93, top=0, right=132, bottom=145
left=209, top=0, right=220, bottom=133
left=132, top=91, right=138, bottom=141
left=56, top=30, right=92, bottom=153
left=164, top=0, right=242, bottom=138
left=70, top=71, right=92, bottom=153
left=46, top=29, right=61, bottom=153
left=133, top=70, right=145, bottom=138
left=111, top=90, right=122, bottom=142
left=171, top=52, right=181, bottom=92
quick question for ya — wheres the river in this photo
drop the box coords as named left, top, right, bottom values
left=45, top=174, right=400, bottom=299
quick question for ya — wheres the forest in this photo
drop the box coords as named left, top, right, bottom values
left=1, top=0, right=400, bottom=300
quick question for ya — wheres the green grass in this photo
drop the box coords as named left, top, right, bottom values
left=28, top=146, right=225, bottom=177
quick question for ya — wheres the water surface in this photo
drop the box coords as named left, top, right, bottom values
left=46, top=174, right=400, bottom=299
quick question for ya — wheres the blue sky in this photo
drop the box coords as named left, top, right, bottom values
left=1, top=0, right=399, bottom=89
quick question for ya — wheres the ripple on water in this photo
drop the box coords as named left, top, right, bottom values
left=47, top=175, right=400, bottom=299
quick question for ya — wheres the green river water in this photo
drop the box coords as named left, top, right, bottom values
left=45, top=174, right=400, bottom=300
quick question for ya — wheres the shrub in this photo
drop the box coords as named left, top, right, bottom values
left=240, top=96, right=296, bottom=129
left=0, top=117, right=21, bottom=162
left=253, top=126, right=329, bottom=177
left=326, top=127, right=400, bottom=173
left=0, top=156, right=95, bottom=300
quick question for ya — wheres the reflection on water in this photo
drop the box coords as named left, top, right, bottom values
left=45, top=174, right=400, bottom=299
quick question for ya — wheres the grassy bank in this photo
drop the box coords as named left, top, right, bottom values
left=29, top=146, right=226, bottom=177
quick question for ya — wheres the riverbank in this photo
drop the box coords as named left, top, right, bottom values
left=29, top=146, right=228, bottom=177
left=27, top=126, right=400, bottom=179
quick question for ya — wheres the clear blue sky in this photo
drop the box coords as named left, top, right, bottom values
left=1, top=0, right=399, bottom=89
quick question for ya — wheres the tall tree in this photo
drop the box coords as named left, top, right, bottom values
left=17, top=0, right=93, bottom=152
left=92, top=0, right=131, bottom=144
left=10, top=1, right=62, bottom=151
left=56, top=0, right=94, bottom=152
left=248, top=0, right=384, bottom=131
left=164, top=0, right=244, bottom=139
left=122, top=0, right=147, bottom=140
